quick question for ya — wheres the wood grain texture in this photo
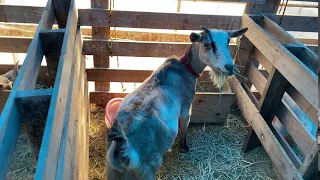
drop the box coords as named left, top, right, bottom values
left=0, top=0, right=55, bottom=178
left=0, top=37, right=237, bottom=58
left=265, top=14, right=318, bottom=32
left=35, top=0, right=78, bottom=178
left=39, top=29, right=65, bottom=84
left=53, top=0, right=70, bottom=28
left=243, top=66, right=289, bottom=154
left=246, top=63, right=316, bottom=155
left=228, top=77, right=303, bottom=179
left=90, top=91, right=235, bottom=124
left=242, top=14, right=317, bottom=110
left=56, top=27, right=83, bottom=180
left=91, top=0, right=110, bottom=92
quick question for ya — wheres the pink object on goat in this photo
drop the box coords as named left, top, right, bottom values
left=105, top=98, right=123, bottom=128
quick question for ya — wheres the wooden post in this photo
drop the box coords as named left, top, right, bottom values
left=91, top=0, right=110, bottom=92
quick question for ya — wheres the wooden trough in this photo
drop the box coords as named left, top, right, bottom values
left=0, top=0, right=318, bottom=179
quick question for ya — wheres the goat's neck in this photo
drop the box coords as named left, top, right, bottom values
left=185, top=43, right=207, bottom=75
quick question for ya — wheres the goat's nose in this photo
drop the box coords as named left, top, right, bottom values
left=225, top=64, right=234, bottom=73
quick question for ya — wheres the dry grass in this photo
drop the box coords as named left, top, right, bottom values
left=88, top=105, right=277, bottom=180
left=6, top=126, right=36, bottom=180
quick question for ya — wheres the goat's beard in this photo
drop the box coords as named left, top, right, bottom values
left=208, top=68, right=227, bottom=89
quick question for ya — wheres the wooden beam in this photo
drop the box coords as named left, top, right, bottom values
left=56, top=27, right=83, bottom=180
left=0, top=5, right=242, bottom=30
left=35, top=0, right=78, bottom=178
left=242, top=14, right=317, bottom=110
left=85, top=39, right=232, bottom=58
left=53, top=0, right=70, bottom=28
left=243, top=66, right=289, bottom=152
left=39, top=29, right=65, bottom=83
left=246, top=62, right=267, bottom=93
left=91, top=0, right=110, bottom=92
left=228, top=77, right=303, bottom=179
left=277, top=100, right=316, bottom=155
left=253, top=49, right=318, bottom=125
left=0, top=0, right=55, bottom=178
left=265, top=14, right=318, bottom=32
left=245, top=63, right=316, bottom=155
left=262, top=15, right=318, bottom=74
left=78, top=9, right=242, bottom=30
left=86, top=69, right=216, bottom=83
left=0, top=5, right=316, bottom=32
left=89, top=91, right=235, bottom=124
left=0, top=37, right=237, bottom=58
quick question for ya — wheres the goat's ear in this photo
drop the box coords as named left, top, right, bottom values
left=227, top=27, right=248, bottom=38
left=190, top=32, right=202, bottom=42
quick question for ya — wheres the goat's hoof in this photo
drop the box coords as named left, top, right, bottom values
left=179, top=145, right=189, bottom=153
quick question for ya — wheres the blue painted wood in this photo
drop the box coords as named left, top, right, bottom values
left=56, top=28, right=83, bottom=180
left=0, top=0, right=55, bottom=178
left=35, top=0, right=79, bottom=179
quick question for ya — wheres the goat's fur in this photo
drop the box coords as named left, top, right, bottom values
left=0, top=60, right=19, bottom=90
left=106, top=27, right=248, bottom=180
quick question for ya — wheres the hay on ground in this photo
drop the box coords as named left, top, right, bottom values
left=89, top=105, right=276, bottom=180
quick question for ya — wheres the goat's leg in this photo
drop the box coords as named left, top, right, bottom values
left=179, top=115, right=190, bottom=153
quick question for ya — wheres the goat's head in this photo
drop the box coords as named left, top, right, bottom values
left=190, top=26, right=248, bottom=76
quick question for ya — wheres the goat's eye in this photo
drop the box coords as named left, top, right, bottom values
left=203, top=43, right=211, bottom=48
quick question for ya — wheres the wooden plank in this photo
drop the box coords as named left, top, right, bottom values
left=245, top=63, right=316, bottom=155
left=277, top=101, right=316, bottom=156
left=297, top=38, right=318, bottom=45
left=78, top=9, right=242, bottom=30
left=0, top=5, right=242, bottom=30
left=91, top=0, right=110, bottom=92
left=0, top=0, right=55, bottom=178
left=262, top=15, right=318, bottom=74
left=265, top=14, right=318, bottom=32
left=0, top=5, right=44, bottom=24
left=0, top=36, right=32, bottom=53
left=56, top=27, right=82, bottom=180
left=39, top=29, right=65, bottom=83
left=299, top=143, right=318, bottom=179
left=253, top=49, right=318, bottom=125
left=90, top=91, right=235, bottom=123
left=35, top=0, right=78, bottom=178
left=0, top=37, right=237, bottom=58
left=84, top=40, right=237, bottom=57
left=242, top=14, right=317, bottom=110
left=53, top=0, right=71, bottom=28
left=87, top=69, right=152, bottom=82
left=272, top=123, right=302, bottom=168
left=86, top=69, right=215, bottom=83
left=243, top=66, right=289, bottom=152
left=228, top=77, right=303, bottom=179
left=0, top=5, right=316, bottom=32
left=286, top=86, right=318, bottom=126
left=253, top=49, right=273, bottom=72
left=246, top=62, right=267, bottom=94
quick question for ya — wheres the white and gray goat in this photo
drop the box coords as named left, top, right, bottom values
left=106, top=26, right=248, bottom=180
left=0, top=60, right=19, bottom=90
